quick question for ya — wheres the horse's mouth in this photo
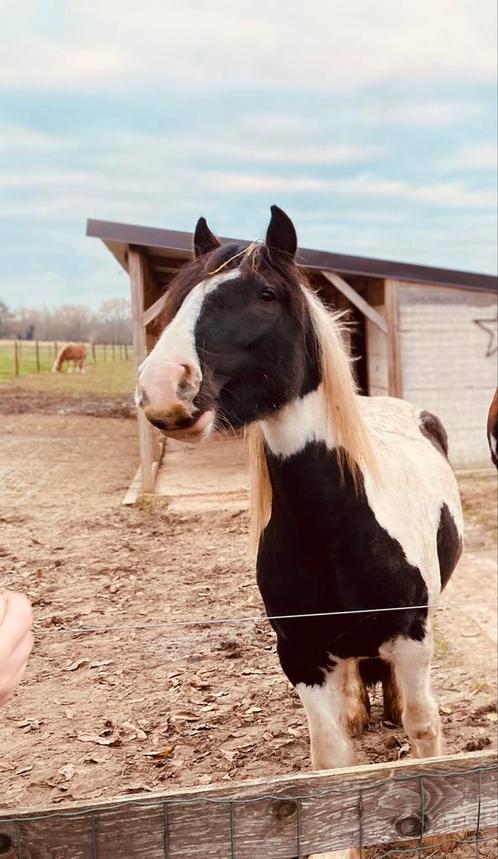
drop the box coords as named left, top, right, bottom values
left=157, top=409, right=215, bottom=442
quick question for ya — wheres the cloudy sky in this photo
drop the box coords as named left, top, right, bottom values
left=1, top=0, right=496, bottom=309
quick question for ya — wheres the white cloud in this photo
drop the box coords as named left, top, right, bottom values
left=0, top=169, right=106, bottom=189
left=362, top=101, right=485, bottom=128
left=0, top=0, right=495, bottom=92
left=212, top=171, right=497, bottom=208
left=198, top=141, right=382, bottom=166
left=2, top=160, right=495, bottom=219
left=0, top=125, right=72, bottom=154
left=442, top=142, right=498, bottom=171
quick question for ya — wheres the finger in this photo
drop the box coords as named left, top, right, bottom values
left=0, top=658, right=29, bottom=705
left=0, top=592, right=33, bottom=651
left=8, top=629, right=34, bottom=675
left=1, top=629, right=34, bottom=680
left=0, top=631, right=33, bottom=704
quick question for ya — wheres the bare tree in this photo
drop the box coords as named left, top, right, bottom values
left=1, top=299, right=132, bottom=343
left=0, top=301, right=14, bottom=338
left=95, top=299, right=132, bottom=345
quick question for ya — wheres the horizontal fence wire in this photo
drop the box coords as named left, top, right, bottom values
left=32, top=600, right=494, bottom=638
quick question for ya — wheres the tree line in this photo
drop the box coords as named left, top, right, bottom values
left=0, top=298, right=132, bottom=345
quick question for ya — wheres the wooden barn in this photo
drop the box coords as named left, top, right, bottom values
left=87, top=218, right=497, bottom=495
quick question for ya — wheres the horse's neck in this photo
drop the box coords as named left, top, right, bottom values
left=260, top=384, right=337, bottom=460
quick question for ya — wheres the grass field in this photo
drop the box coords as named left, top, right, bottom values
left=0, top=341, right=135, bottom=396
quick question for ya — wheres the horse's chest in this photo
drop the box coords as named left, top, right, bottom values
left=258, top=446, right=429, bottom=655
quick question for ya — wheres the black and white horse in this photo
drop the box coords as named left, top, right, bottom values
left=137, top=207, right=463, bottom=856
left=487, top=388, right=498, bottom=469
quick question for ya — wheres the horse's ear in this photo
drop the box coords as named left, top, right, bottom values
left=193, top=217, right=221, bottom=258
left=265, top=205, right=297, bottom=258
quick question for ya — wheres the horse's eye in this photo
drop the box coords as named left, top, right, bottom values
left=259, top=288, right=277, bottom=302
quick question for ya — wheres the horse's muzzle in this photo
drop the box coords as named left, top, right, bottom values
left=136, top=360, right=214, bottom=441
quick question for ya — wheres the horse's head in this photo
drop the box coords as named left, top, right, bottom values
left=136, top=206, right=320, bottom=441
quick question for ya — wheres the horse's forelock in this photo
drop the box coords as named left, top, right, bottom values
left=159, top=241, right=307, bottom=329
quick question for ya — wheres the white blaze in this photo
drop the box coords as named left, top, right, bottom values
left=138, top=268, right=239, bottom=387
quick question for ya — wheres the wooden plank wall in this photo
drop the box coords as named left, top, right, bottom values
left=0, top=752, right=495, bottom=858
left=366, top=281, right=389, bottom=396
left=397, top=283, right=496, bottom=468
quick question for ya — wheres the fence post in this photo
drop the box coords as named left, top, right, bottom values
left=119, top=343, right=123, bottom=359
left=92, top=342, right=96, bottom=363
left=14, top=340, right=19, bottom=376
left=112, top=343, right=116, bottom=360
left=124, top=343, right=129, bottom=360
left=35, top=341, right=40, bottom=373
left=54, top=341, right=58, bottom=357
left=103, top=344, right=107, bottom=362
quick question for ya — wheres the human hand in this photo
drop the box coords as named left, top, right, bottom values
left=0, top=591, right=34, bottom=706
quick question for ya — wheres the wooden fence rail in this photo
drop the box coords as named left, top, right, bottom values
left=0, top=751, right=495, bottom=858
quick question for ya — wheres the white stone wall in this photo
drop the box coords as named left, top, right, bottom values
left=399, top=283, right=496, bottom=469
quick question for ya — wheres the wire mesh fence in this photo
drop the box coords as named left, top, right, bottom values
left=0, top=755, right=495, bottom=857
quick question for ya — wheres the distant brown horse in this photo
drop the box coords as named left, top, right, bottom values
left=487, top=388, right=498, bottom=469
left=52, top=343, right=87, bottom=373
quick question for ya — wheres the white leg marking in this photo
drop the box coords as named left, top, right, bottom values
left=300, top=668, right=359, bottom=859
left=380, top=633, right=442, bottom=758
left=297, top=663, right=354, bottom=771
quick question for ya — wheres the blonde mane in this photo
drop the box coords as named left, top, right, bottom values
left=247, top=285, right=379, bottom=556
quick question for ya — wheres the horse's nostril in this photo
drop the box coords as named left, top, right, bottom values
left=148, top=417, right=168, bottom=430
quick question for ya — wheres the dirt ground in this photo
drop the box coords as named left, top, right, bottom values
left=0, top=407, right=496, bottom=856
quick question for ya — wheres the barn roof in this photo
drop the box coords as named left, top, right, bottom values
left=86, top=218, right=497, bottom=293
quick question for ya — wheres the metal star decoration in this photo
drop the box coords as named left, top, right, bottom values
left=473, top=314, right=498, bottom=358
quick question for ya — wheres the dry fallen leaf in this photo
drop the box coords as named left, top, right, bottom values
left=397, top=742, right=410, bottom=760
left=77, top=733, right=122, bottom=747
left=64, top=658, right=89, bottom=672
left=171, top=709, right=200, bottom=722
left=143, top=746, right=175, bottom=759
left=83, top=753, right=108, bottom=764
left=58, top=764, right=76, bottom=781
left=466, top=737, right=491, bottom=751
left=15, top=764, right=33, bottom=775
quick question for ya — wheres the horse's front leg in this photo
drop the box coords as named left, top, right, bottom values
left=380, top=630, right=442, bottom=758
left=296, top=661, right=354, bottom=770
left=296, top=662, right=360, bottom=859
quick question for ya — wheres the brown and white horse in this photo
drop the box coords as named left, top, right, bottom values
left=136, top=208, right=464, bottom=858
left=52, top=343, right=87, bottom=373
left=487, top=388, right=498, bottom=469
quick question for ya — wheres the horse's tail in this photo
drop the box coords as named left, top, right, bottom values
left=52, top=346, right=66, bottom=372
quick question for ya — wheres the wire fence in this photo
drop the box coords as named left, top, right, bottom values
left=0, top=340, right=133, bottom=378
left=0, top=760, right=496, bottom=857
left=32, top=599, right=493, bottom=639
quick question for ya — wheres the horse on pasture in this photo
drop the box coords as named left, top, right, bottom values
left=52, top=343, right=87, bottom=373
left=136, top=207, right=463, bottom=857
left=487, top=388, right=498, bottom=469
